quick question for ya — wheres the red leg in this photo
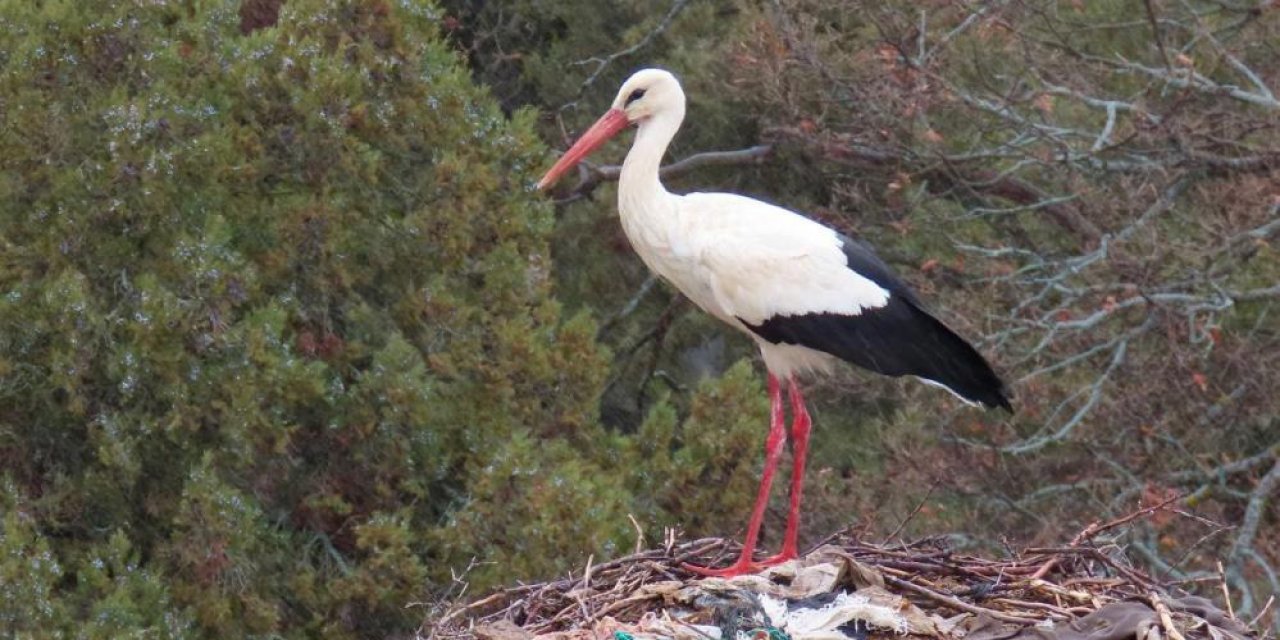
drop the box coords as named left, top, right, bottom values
left=683, top=373, right=787, bottom=577
left=762, top=377, right=811, bottom=566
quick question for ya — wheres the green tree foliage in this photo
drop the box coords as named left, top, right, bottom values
left=0, top=0, right=772, bottom=635
left=1, top=484, right=66, bottom=636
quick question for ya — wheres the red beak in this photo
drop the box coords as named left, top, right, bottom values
left=536, top=108, right=630, bottom=190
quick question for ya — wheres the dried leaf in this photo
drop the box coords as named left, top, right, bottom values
left=1034, top=93, right=1055, bottom=116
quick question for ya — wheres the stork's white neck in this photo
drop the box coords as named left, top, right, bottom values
left=618, top=110, right=683, bottom=214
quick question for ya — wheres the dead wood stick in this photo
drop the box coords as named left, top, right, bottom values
left=1060, top=577, right=1126, bottom=587
left=553, top=146, right=772, bottom=205
left=1031, top=493, right=1183, bottom=579
left=437, top=587, right=531, bottom=625
left=990, top=597, right=1076, bottom=618
left=882, top=574, right=1043, bottom=624
left=1217, top=561, right=1235, bottom=619
left=882, top=480, right=940, bottom=543
left=1248, top=595, right=1275, bottom=630
left=1069, top=493, right=1186, bottom=545
left=1149, top=592, right=1188, bottom=640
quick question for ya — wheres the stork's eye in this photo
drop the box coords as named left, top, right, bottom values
left=625, top=89, right=646, bottom=106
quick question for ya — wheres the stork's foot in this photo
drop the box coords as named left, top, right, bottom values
left=683, top=545, right=798, bottom=576
left=681, top=559, right=764, bottom=577
left=759, top=548, right=798, bottom=567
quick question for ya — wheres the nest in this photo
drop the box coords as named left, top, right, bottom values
left=424, top=532, right=1261, bottom=640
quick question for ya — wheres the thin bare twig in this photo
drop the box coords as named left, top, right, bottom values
left=882, top=574, right=1043, bottom=624
left=569, top=0, right=692, bottom=99
left=551, top=145, right=773, bottom=205
left=882, top=480, right=940, bottom=543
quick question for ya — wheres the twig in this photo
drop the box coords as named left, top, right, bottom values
left=435, top=588, right=527, bottom=626
left=1030, top=492, right=1183, bottom=580
left=989, top=597, right=1078, bottom=618
left=1151, top=592, right=1189, bottom=640
left=598, top=276, right=658, bottom=338
left=1160, top=522, right=1232, bottom=581
left=1091, top=101, right=1118, bottom=152
left=1248, top=595, right=1275, bottom=630
left=628, top=514, right=646, bottom=555
left=553, top=145, right=773, bottom=205
left=1114, top=57, right=1280, bottom=110
left=882, top=574, right=1043, bottom=624
left=1218, top=560, right=1236, bottom=619
left=1002, top=338, right=1130, bottom=455
left=570, top=0, right=692, bottom=98
left=882, top=480, right=940, bottom=543
left=1071, top=490, right=1186, bottom=544
left=1230, top=459, right=1280, bottom=562
left=1143, top=0, right=1173, bottom=68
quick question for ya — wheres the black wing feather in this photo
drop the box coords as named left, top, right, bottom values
left=743, top=235, right=1012, bottom=411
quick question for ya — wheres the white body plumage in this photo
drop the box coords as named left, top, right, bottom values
left=540, top=68, right=1010, bottom=411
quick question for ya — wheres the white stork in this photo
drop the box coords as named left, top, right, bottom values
left=538, top=69, right=1011, bottom=576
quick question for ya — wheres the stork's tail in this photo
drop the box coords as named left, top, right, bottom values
left=745, top=297, right=1013, bottom=412
left=908, top=311, right=1013, bottom=412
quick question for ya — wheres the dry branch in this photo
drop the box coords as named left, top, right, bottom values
left=549, top=145, right=773, bottom=205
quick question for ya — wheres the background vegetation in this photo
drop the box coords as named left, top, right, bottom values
left=0, top=0, right=1275, bottom=637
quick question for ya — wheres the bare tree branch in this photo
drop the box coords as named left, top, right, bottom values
left=1113, top=58, right=1280, bottom=111
left=569, top=0, right=692, bottom=100
left=765, top=127, right=1106, bottom=243
left=1230, top=458, right=1280, bottom=562
left=1001, top=337, right=1130, bottom=455
left=550, top=145, right=773, bottom=205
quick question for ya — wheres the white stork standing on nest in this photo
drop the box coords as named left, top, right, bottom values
left=538, top=69, right=1012, bottom=577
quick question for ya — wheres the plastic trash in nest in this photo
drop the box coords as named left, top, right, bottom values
left=504, top=546, right=943, bottom=640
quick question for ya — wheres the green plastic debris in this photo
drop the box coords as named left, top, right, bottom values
left=747, top=627, right=791, bottom=640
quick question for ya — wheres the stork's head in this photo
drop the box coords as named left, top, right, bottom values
left=611, top=68, right=685, bottom=125
left=537, top=68, right=686, bottom=190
